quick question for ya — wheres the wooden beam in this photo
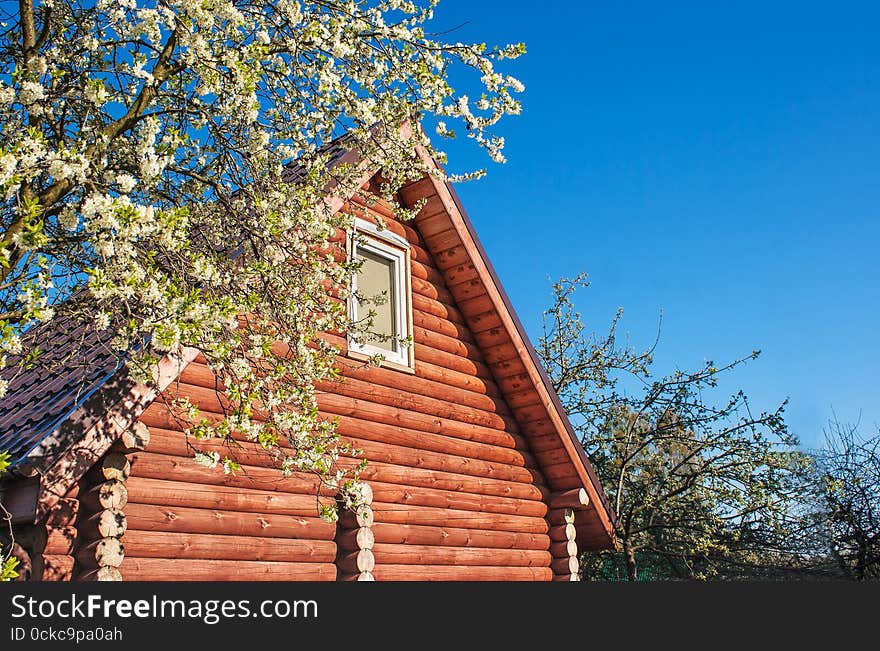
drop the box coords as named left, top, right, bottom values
left=372, top=565, right=552, bottom=581
left=371, top=543, right=552, bottom=568
left=122, top=530, right=337, bottom=563
left=118, top=558, right=337, bottom=581
left=371, top=522, right=550, bottom=550
left=371, top=502, right=549, bottom=534
left=124, top=502, right=336, bottom=540
left=550, top=488, right=590, bottom=509
left=125, top=475, right=330, bottom=517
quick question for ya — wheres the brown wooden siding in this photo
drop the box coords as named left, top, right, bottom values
left=114, top=191, right=553, bottom=581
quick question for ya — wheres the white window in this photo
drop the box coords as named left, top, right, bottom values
left=348, top=218, right=413, bottom=369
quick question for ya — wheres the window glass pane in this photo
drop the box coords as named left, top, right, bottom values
left=357, top=247, right=397, bottom=352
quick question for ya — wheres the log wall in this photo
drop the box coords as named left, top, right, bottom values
left=113, top=190, right=554, bottom=581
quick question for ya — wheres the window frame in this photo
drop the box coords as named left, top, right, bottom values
left=348, top=217, right=414, bottom=371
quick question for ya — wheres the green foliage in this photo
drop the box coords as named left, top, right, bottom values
left=1, top=449, right=20, bottom=582
left=1, top=554, right=18, bottom=582
left=539, top=275, right=811, bottom=580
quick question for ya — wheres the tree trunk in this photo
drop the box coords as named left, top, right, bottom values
left=623, top=538, right=638, bottom=582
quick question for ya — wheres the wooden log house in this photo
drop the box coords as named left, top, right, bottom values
left=0, top=135, right=615, bottom=581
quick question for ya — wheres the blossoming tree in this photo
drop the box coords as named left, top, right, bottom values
left=0, top=0, right=523, bottom=513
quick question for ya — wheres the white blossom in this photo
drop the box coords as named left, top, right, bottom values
left=19, top=81, right=45, bottom=104
left=0, top=0, right=525, bottom=518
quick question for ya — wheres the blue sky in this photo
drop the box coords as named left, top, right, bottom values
left=432, top=1, right=879, bottom=448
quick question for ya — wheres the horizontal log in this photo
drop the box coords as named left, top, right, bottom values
left=337, top=549, right=375, bottom=574
left=44, top=527, right=78, bottom=555
left=335, top=527, right=374, bottom=551
left=549, top=524, right=577, bottom=542
left=371, top=544, right=552, bottom=568
left=553, top=574, right=580, bottom=582
left=414, top=358, right=503, bottom=399
left=75, top=538, right=125, bottom=569
left=411, top=308, right=476, bottom=344
left=119, top=558, right=337, bottom=581
left=368, top=481, right=547, bottom=518
left=341, top=435, right=542, bottom=485
left=77, top=566, right=122, bottom=582
left=550, top=539, right=578, bottom=558
left=127, top=450, right=328, bottom=497
left=412, top=325, right=485, bottom=366
left=317, top=393, right=525, bottom=451
left=411, top=293, right=467, bottom=329
left=543, top=474, right=583, bottom=491
left=372, top=565, right=552, bottom=581
left=44, top=498, right=79, bottom=528
left=40, top=554, right=74, bottom=581
left=318, top=373, right=516, bottom=432
left=413, top=342, right=494, bottom=379
left=371, top=502, right=549, bottom=534
left=125, top=475, right=330, bottom=517
left=551, top=556, right=580, bottom=575
left=331, top=413, right=534, bottom=469
left=80, top=480, right=129, bottom=512
left=121, top=530, right=337, bottom=563
left=356, top=459, right=546, bottom=502
left=81, top=509, right=127, bottom=539
left=549, top=488, right=590, bottom=510
left=176, top=371, right=516, bottom=434
left=124, top=502, right=336, bottom=540
left=176, top=356, right=518, bottom=453
left=372, top=523, right=550, bottom=551
left=548, top=508, right=576, bottom=526
left=411, top=275, right=456, bottom=306
left=140, top=426, right=540, bottom=493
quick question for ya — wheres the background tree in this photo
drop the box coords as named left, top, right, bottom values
left=538, top=275, right=811, bottom=580
left=0, top=0, right=523, bottom=512
left=810, top=417, right=880, bottom=580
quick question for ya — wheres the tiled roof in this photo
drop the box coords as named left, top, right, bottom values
left=0, top=312, right=123, bottom=466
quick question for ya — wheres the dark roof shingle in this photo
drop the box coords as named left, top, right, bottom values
left=0, top=313, right=122, bottom=466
